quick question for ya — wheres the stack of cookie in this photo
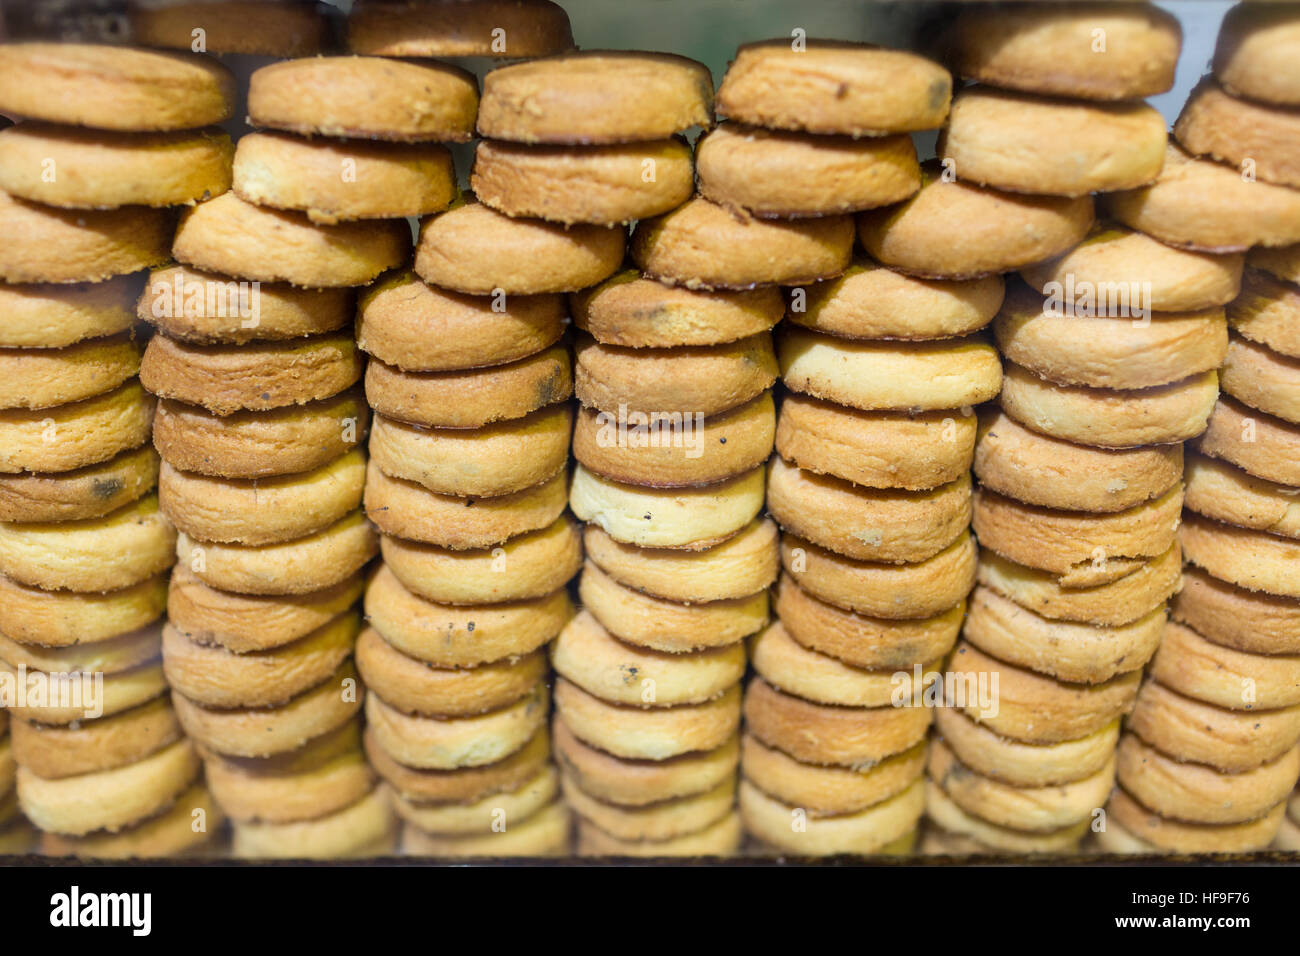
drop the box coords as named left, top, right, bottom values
left=136, top=49, right=439, bottom=858
left=0, top=41, right=236, bottom=858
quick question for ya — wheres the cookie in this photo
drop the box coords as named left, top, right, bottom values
left=366, top=724, right=551, bottom=806
left=396, top=766, right=558, bottom=835
left=939, top=87, right=1166, bottom=197
left=9, top=695, right=179, bottom=780
left=401, top=800, right=569, bottom=857
left=933, top=705, right=1120, bottom=788
left=414, top=198, right=624, bottom=295
left=0, top=275, right=137, bottom=349
left=745, top=777, right=922, bottom=856
left=0, top=190, right=172, bottom=283
left=0, top=380, right=154, bottom=475
left=1214, top=3, right=1300, bottom=107
left=0, top=443, right=157, bottom=525
left=778, top=326, right=1002, bottom=412
left=346, top=0, right=573, bottom=57
left=0, top=570, right=166, bottom=647
left=0, top=334, right=140, bottom=413
left=40, top=781, right=220, bottom=859
left=1197, top=395, right=1300, bottom=487
left=742, top=733, right=923, bottom=816
left=554, top=678, right=740, bottom=761
left=943, top=2, right=1180, bottom=100
left=630, top=196, right=854, bottom=290
left=717, top=40, right=950, bottom=135
left=572, top=271, right=783, bottom=349
left=132, top=0, right=325, bottom=55
left=477, top=52, right=712, bottom=144
left=0, top=43, right=234, bottom=131
left=231, top=785, right=395, bottom=859
left=0, top=658, right=167, bottom=725
left=0, top=621, right=161, bottom=677
left=1148, top=620, right=1300, bottom=711
left=1175, top=78, right=1300, bottom=190
left=1229, top=268, right=1300, bottom=360
left=1174, top=565, right=1300, bottom=658
left=695, top=124, right=920, bottom=218
left=1221, top=334, right=1300, bottom=425
left=777, top=396, right=975, bottom=492
left=249, top=56, right=478, bottom=143
left=561, top=773, right=733, bottom=843
left=1251, top=244, right=1300, bottom=286
left=1181, top=512, right=1300, bottom=600
left=472, top=138, right=694, bottom=226
left=1184, top=452, right=1300, bottom=541
left=0, top=122, right=233, bottom=209
left=767, top=457, right=972, bottom=563
left=172, top=192, right=410, bottom=288
left=924, top=778, right=1086, bottom=854
left=234, top=131, right=457, bottom=224
left=857, top=164, right=1094, bottom=279
left=1107, top=786, right=1284, bottom=854
left=578, top=811, right=740, bottom=857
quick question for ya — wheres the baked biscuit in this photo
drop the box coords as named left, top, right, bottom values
left=1181, top=512, right=1300, bottom=600
left=0, top=620, right=160, bottom=675
left=0, top=333, right=140, bottom=411
left=1184, top=452, right=1300, bottom=541
left=9, top=695, right=179, bottom=779
left=554, top=678, right=740, bottom=761
left=132, top=0, right=326, bottom=56
left=561, top=774, right=734, bottom=843
left=0, top=571, right=167, bottom=647
left=1197, top=396, right=1300, bottom=487
left=401, top=800, right=569, bottom=857
left=745, top=779, right=922, bottom=856
left=1175, top=78, right=1300, bottom=189
left=0, top=658, right=167, bottom=725
left=1174, top=565, right=1300, bottom=658
left=1148, top=620, right=1300, bottom=711
left=367, top=725, right=551, bottom=806
left=347, top=0, right=573, bottom=57
left=1229, top=268, right=1300, bottom=360
left=232, top=785, right=395, bottom=859
left=1214, top=3, right=1300, bottom=107
left=933, top=705, right=1120, bottom=788
left=0, top=275, right=137, bottom=349
left=924, top=778, right=1086, bottom=854
left=0, top=380, right=154, bottom=475
left=1221, top=334, right=1300, bottom=425
left=742, top=733, right=923, bottom=816
left=1107, top=787, right=1284, bottom=854
left=578, top=811, right=741, bottom=857
left=1251, top=244, right=1300, bottom=286
left=40, top=781, right=220, bottom=859
left=396, top=766, right=557, bottom=835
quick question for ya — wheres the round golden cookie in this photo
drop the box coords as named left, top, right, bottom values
left=1128, top=678, right=1300, bottom=773
left=940, top=87, right=1165, bottom=197
left=366, top=724, right=551, bottom=806
left=933, top=705, right=1120, bottom=789
left=696, top=124, right=919, bottom=218
left=151, top=389, right=368, bottom=479
left=365, top=563, right=571, bottom=668
left=944, top=3, right=1181, bottom=100
left=163, top=613, right=359, bottom=710
left=10, top=695, right=179, bottom=780
left=744, top=676, right=931, bottom=767
left=742, top=776, right=924, bottom=856
left=924, top=778, right=1087, bottom=854
left=0, top=333, right=139, bottom=413
left=172, top=192, right=410, bottom=288
left=977, top=543, right=1183, bottom=629
left=1185, top=452, right=1300, bottom=541
left=999, top=363, right=1220, bottom=450
left=40, top=781, right=220, bottom=859
left=963, top=586, right=1164, bottom=685
left=173, top=659, right=361, bottom=759
left=367, top=346, right=572, bottom=430
left=132, top=0, right=327, bottom=56
left=552, top=609, right=746, bottom=707
left=347, top=0, right=573, bottom=57
left=393, top=765, right=558, bottom=836
left=975, top=406, right=1182, bottom=514
left=477, top=51, right=712, bottom=145
left=857, top=165, right=1095, bottom=280
left=17, top=738, right=198, bottom=836
left=415, top=198, right=624, bottom=295
left=141, top=332, right=362, bottom=416
left=0, top=43, right=235, bottom=131
left=364, top=683, right=547, bottom=771
left=1108, top=786, right=1285, bottom=854
left=572, top=271, right=783, bottom=349
left=1105, top=144, right=1300, bottom=253
left=718, top=40, right=950, bottom=135
left=554, top=719, right=738, bottom=807
left=138, top=263, right=352, bottom=346
left=234, top=131, right=455, bottom=225
left=401, top=800, right=570, bottom=857
left=0, top=620, right=160, bottom=676
left=0, top=443, right=158, bottom=524
left=0, top=657, right=167, bottom=725
left=572, top=393, right=774, bottom=489
left=1214, top=3, right=1300, bottom=107
left=1174, top=565, right=1300, bottom=658
left=364, top=462, right=567, bottom=550
left=357, top=270, right=563, bottom=372
left=783, top=529, right=975, bottom=620
left=578, top=811, right=741, bottom=857
left=947, top=640, right=1141, bottom=745
left=0, top=275, right=138, bottom=349
left=630, top=196, right=854, bottom=290
left=574, top=332, right=776, bottom=418
left=0, top=123, right=232, bottom=209
left=357, top=628, right=544, bottom=719
left=570, top=463, right=766, bottom=550
left=0, top=380, right=154, bottom=476
left=584, top=517, right=777, bottom=604
left=1175, top=78, right=1300, bottom=190
left=0, top=493, right=174, bottom=592
left=175, top=510, right=377, bottom=597
left=1251, top=243, right=1300, bottom=286
left=778, top=326, right=1002, bottom=412
left=159, top=451, right=364, bottom=547
left=788, top=258, right=1004, bottom=341
left=1221, top=333, right=1300, bottom=425
left=994, top=284, right=1228, bottom=391
left=1118, top=732, right=1298, bottom=826
left=1181, top=512, right=1300, bottom=600
left=381, top=514, right=581, bottom=606
left=578, top=560, right=768, bottom=654
left=1230, top=268, right=1300, bottom=360
left=369, top=405, right=569, bottom=499
left=777, top=397, right=975, bottom=492
left=249, top=55, right=477, bottom=143
left=0, top=571, right=167, bottom=648
left=0, top=190, right=172, bottom=284
left=232, top=785, right=396, bottom=859
left=1197, top=395, right=1300, bottom=487
left=743, top=733, right=924, bottom=816
left=554, top=677, right=740, bottom=762
left=1148, top=619, right=1300, bottom=711
left=767, top=456, right=972, bottom=564
left=167, top=565, right=363, bottom=654
left=972, top=485, right=1183, bottom=588
left=562, top=773, right=733, bottom=843
left=473, top=138, right=694, bottom=226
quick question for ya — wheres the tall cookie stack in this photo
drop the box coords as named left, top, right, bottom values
left=0, top=41, right=233, bottom=858
left=137, top=21, right=431, bottom=856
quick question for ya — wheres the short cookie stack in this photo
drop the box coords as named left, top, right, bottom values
left=0, top=41, right=236, bottom=858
